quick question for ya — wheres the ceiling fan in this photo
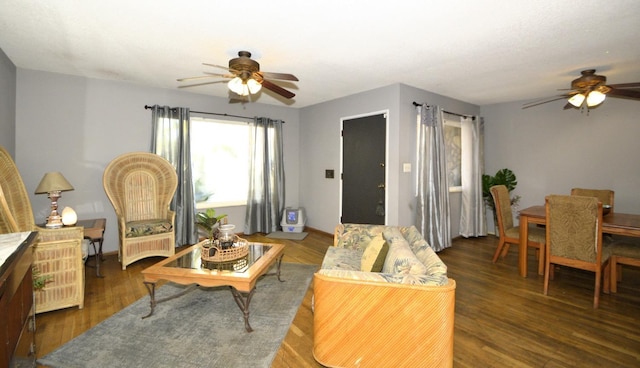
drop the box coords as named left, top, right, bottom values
left=522, top=69, right=640, bottom=110
left=177, top=51, right=298, bottom=100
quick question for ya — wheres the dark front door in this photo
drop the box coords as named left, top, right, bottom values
left=341, top=113, right=386, bottom=224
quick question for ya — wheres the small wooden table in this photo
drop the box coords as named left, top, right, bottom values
left=77, top=218, right=106, bottom=277
left=141, top=241, right=285, bottom=332
left=518, top=206, right=640, bottom=277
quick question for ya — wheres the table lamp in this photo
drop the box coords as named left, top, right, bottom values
left=35, top=172, right=74, bottom=228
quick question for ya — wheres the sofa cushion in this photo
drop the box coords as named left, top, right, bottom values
left=321, top=246, right=362, bottom=271
left=401, top=226, right=448, bottom=277
left=125, top=219, right=173, bottom=238
left=336, top=223, right=387, bottom=251
left=382, top=228, right=427, bottom=275
left=360, top=234, right=389, bottom=272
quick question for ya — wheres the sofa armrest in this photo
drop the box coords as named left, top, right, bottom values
left=313, top=272, right=456, bottom=368
left=317, top=268, right=449, bottom=286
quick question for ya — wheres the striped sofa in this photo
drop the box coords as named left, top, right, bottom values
left=313, top=223, right=456, bottom=368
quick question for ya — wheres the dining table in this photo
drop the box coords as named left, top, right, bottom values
left=517, top=205, right=640, bottom=277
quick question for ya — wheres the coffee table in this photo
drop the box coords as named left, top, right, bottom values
left=141, top=240, right=285, bottom=332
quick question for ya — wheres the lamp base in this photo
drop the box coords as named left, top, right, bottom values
left=45, top=214, right=64, bottom=229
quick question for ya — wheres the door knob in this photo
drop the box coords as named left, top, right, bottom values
left=378, top=183, right=385, bottom=189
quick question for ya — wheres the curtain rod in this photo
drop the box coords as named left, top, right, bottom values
left=412, top=101, right=475, bottom=120
left=144, top=105, right=256, bottom=121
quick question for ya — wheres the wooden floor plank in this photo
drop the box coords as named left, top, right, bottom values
left=34, top=231, right=640, bottom=367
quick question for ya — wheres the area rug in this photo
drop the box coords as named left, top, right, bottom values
left=38, top=263, right=318, bottom=368
left=266, top=231, right=308, bottom=241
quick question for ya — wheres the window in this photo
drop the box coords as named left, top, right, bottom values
left=443, top=116, right=462, bottom=192
left=190, top=117, right=250, bottom=208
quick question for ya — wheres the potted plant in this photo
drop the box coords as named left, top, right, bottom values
left=195, top=208, right=227, bottom=242
left=33, top=266, right=52, bottom=291
left=482, top=168, right=521, bottom=228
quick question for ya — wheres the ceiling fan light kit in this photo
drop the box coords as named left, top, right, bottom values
left=227, top=76, right=261, bottom=96
left=177, top=50, right=299, bottom=101
left=523, top=69, right=640, bottom=111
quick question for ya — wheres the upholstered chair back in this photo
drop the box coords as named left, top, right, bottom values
left=546, top=194, right=601, bottom=263
left=570, top=188, right=614, bottom=213
left=490, top=185, right=514, bottom=232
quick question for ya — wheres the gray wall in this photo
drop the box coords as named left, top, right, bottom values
left=482, top=97, right=640, bottom=230
left=0, top=48, right=16, bottom=154
left=299, top=83, right=480, bottom=234
left=14, top=69, right=301, bottom=254
left=13, top=60, right=636, bottom=255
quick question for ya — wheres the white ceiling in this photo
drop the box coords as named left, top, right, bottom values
left=1, top=0, right=639, bottom=108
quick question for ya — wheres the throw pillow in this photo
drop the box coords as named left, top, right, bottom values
left=382, top=227, right=428, bottom=275
left=360, top=234, right=389, bottom=272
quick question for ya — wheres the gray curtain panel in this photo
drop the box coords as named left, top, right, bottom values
left=150, top=105, right=198, bottom=247
left=459, top=115, right=487, bottom=237
left=415, top=104, right=452, bottom=251
left=244, top=117, right=285, bottom=235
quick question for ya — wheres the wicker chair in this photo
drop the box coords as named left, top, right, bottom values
left=544, top=195, right=611, bottom=308
left=0, top=145, right=85, bottom=313
left=103, top=152, right=177, bottom=270
left=490, top=185, right=546, bottom=275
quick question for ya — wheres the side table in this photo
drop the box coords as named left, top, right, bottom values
left=76, top=218, right=106, bottom=277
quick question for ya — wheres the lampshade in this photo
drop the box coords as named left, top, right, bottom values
left=246, top=78, right=262, bottom=94
left=35, top=172, right=74, bottom=194
left=586, top=90, right=606, bottom=107
left=568, top=93, right=586, bottom=107
left=227, top=77, right=244, bottom=95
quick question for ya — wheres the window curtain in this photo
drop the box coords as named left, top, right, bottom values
left=244, top=117, right=285, bottom=234
left=415, top=104, right=451, bottom=251
left=150, top=105, right=198, bottom=247
left=459, top=116, right=487, bottom=237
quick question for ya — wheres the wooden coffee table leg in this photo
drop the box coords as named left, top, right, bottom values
left=229, top=287, right=256, bottom=332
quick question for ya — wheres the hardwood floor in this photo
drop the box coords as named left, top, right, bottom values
left=35, top=231, right=640, bottom=367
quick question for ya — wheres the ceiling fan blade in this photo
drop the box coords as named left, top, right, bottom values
left=177, top=75, right=217, bottom=82
left=203, top=63, right=241, bottom=74
left=177, top=80, right=227, bottom=89
left=261, top=79, right=295, bottom=99
left=522, top=95, right=570, bottom=109
left=177, top=72, right=233, bottom=82
left=605, top=87, right=640, bottom=99
left=607, top=82, right=640, bottom=89
left=259, top=71, right=299, bottom=81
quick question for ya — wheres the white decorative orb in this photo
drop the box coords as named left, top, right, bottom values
left=61, top=207, right=78, bottom=226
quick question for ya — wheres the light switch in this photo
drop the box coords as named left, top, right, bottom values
left=325, top=169, right=334, bottom=179
left=403, top=163, right=411, bottom=173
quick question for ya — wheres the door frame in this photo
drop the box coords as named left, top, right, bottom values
left=339, top=110, right=390, bottom=225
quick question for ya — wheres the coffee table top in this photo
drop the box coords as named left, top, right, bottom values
left=141, top=241, right=285, bottom=292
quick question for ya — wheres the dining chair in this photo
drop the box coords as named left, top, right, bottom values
left=103, top=152, right=178, bottom=270
left=570, top=188, right=614, bottom=213
left=609, top=237, right=640, bottom=293
left=490, top=185, right=546, bottom=275
left=544, top=194, right=611, bottom=308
